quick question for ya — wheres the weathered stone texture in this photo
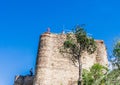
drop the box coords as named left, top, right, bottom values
left=33, top=33, right=108, bottom=85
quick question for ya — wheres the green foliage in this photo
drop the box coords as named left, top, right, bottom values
left=90, top=63, right=108, bottom=80
left=82, top=63, right=120, bottom=85
left=64, top=40, right=74, bottom=48
left=62, top=25, right=97, bottom=85
left=64, top=34, right=75, bottom=49
left=113, top=40, right=120, bottom=69
left=82, top=63, right=108, bottom=85
left=105, top=40, right=120, bottom=85
left=113, top=41, right=120, bottom=58
left=63, top=26, right=120, bottom=85
left=105, top=69, right=120, bottom=85
left=107, top=40, right=120, bottom=84
left=62, top=26, right=120, bottom=85
left=75, top=26, right=96, bottom=54
left=82, top=69, right=93, bottom=85
left=63, top=25, right=97, bottom=59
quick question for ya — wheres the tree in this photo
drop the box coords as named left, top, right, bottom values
left=82, top=63, right=108, bottom=85
left=82, top=63, right=120, bottom=85
left=105, top=40, right=120, bottom=85
left=62, top=25, right=96, bottom=85
left=113, top=40, right=120, bottom=69
left=106, top=40, right=120, bottom=84
left=106, top=69, right=120, bottom=84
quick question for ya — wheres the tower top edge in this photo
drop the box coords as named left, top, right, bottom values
left=40, top=32, right=104, bottom=44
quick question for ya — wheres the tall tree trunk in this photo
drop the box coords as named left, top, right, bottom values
left=78, top=55, right=82, bottom=85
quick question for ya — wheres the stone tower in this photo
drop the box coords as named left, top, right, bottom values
left=33, top=32, right=108, bottom=85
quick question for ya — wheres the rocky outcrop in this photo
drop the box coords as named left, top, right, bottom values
left=14, top=75, right=34, bottom=85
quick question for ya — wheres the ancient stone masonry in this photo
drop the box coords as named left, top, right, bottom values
left=33, top=32, right=108, bottom=85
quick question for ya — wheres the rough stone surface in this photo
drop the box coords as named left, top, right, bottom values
left=33, top=33, right=108, bottom=85
left=14, top=75, right=34, bottom=85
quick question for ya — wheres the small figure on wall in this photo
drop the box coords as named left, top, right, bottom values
left=47, top=27, right=50, bottom=33
left=30, top=68, right=33, bottom=76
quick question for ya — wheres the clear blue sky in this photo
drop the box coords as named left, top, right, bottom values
left=0, top=0, right=120, bottom=84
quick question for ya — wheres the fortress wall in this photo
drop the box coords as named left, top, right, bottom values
left=33, top=33, right=108, bottom=85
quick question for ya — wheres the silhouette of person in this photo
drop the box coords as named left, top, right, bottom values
left=30, top=68, right=33, bottom=76
left=47, top=27, right=50, bottom=33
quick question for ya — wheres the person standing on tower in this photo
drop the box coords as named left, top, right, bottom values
left=47, top=27, right=50, bottom=33
left=29, top=68, right=33, bottom=76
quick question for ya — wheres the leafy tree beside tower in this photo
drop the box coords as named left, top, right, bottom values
left=62, top=25, right=96, bottom=85
left=113, top=40, right=120, bottom=69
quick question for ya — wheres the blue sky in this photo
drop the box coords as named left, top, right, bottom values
left=0, top=0, right=120, bottom=84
